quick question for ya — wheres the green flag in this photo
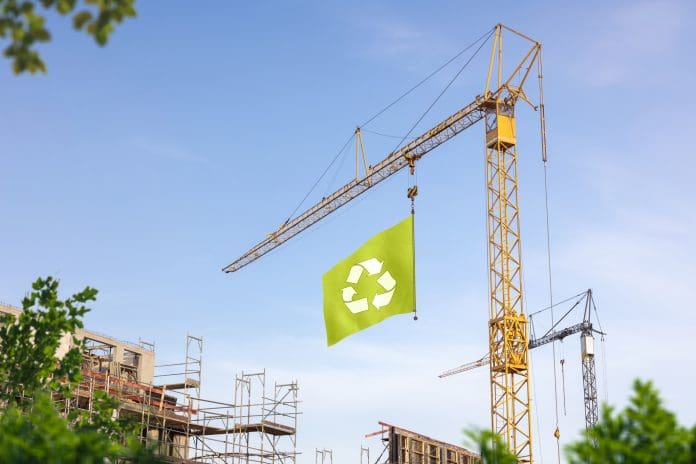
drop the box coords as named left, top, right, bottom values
left=323, top=215, right=415, bottom=346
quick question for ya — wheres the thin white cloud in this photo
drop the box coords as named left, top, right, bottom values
left=133, top=139, right=209, bottom=164
left=353, top=15, right=461, bottom=74
left=577, top=0, right=688, bottom=87
left=359, top=17, right=428, bottom=58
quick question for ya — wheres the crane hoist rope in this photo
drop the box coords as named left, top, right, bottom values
left=561, top=354, right=567, bottom=416
left=542, top=110, right=562, bottom=464
left=408, top=163, right=418, bottom=322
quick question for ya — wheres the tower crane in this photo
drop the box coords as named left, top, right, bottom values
left=224, top=24, right=545, bottom=463
left=439, top=289, right=606, bottom=430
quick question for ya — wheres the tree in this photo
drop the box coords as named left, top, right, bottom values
left=0, top=276, right=162, bottom=462
left=0, top=392, right=122, bottom=463
left=0, top=0, right=136, bottom=74
left=464, top=428, right=518, bottom=464
left=0, top=276, right=93, bottom=404
left=566, top=379, right=693, bottom=463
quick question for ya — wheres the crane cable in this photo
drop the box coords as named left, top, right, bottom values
left=359, top=26, right=495, bottom=129
left=407, top=153, right=419, bottom=321
left=528, top=290, right=587, bottom=317
left=545, top=147, right=561, bottom=463
left=591, top=296, right=609, bottom=403
left=409, top=174, right=418, bottom=322
left=391, top=29, right=494, bottom=153
left=284, top=27, right=495, bottom=224
left=284, top=133, right=354, bottom=224
left=601, top=334, right=609, bottom=403
left=537, top=50, right=562, bottom=463
left=361, top=128, right=418, bottom=140
left=560, top=346, right=567, bottom=416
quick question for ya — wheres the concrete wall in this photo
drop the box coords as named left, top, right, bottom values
left=0, top=303, right=155, bottom=383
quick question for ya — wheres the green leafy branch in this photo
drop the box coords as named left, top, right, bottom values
left=0, top=0, right=136, bottom=74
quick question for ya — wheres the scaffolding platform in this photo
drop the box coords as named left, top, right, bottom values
left=155, top=378, right=201, bottom=391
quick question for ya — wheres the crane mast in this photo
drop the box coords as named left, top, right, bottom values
left=223, top=24, right=544, bottom=463
left=580, top=290, right=600, bottom=429
left=483, top=95, right=532, bottom=461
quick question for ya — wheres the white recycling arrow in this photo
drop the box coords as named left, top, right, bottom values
left=346, top=265, right=363, bottom=284
left=340, top=257, right=396, bottom=313
left=372, top=290, right=395, bottom=309
left=345, top=298, right=369, bottom=314
left=342, top=287, right=357, bottom=302
left=359, top=258, right=383, bottom=275
left=377, top=271, right=396, bottom=291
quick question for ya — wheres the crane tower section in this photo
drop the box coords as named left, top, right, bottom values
left=484, top=97, right=531, bottom=462
left=479, top=23, right=540, bottom=462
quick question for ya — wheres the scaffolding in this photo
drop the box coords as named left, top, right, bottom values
left=230, top=370, right=300, bottom=464
left=60, top=333, right=298, bottom=463
left=0, top=302, right=300, bottom=463
left=360, top=447, right=370, bottom=464
left=315, top=449, right=334, bottom=464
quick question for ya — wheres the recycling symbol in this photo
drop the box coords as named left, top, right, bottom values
left=341, top=258, right=396, bottom=314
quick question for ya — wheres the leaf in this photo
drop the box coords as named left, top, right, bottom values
left=3, top=0, right=136, bottom=74
left=72, top=10, right=92, bottom=30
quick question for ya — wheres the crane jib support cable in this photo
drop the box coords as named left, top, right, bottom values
left=223, top=100, right=486, bottom=273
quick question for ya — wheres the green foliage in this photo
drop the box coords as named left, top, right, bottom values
left=0, top=277, right=163, bottom=462
left=0, top=276, right=95, bottom=404
left=464, top=428, right=518, bottom=464
left=0, top=0, right=136, bottom=74
left=73, top=390, right=145, bottom=444
left=0, top=392, right=121, bottom=463
left=566, top=379, right=693, bottom=463
left=0, top=392, right=161, bottom=463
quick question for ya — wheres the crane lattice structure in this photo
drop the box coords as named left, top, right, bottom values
left=223, top=24, right=545, bottom=463
left=439, top=289, right=606, bottom=430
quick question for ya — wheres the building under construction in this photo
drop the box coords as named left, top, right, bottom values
left=0, top=302, right=300, bottom=463
left=364, top=422, right=480, bottom=464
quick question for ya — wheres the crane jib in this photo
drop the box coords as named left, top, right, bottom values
left=223, top=99, right=486, bottom=273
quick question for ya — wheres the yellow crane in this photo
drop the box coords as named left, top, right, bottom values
left=224, top=24, right=546, bottom=463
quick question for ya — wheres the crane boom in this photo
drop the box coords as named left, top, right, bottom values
left=439, top=354, right=490, bottom=378
left=223, top=99, right=486, bottom=273
left=439, top=321, right=597, bottom=378
left=529, top=321, right=592, bottom=349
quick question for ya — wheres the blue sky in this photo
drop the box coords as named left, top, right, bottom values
left=2, top=1, right=695, bottom=462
